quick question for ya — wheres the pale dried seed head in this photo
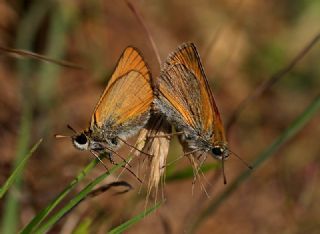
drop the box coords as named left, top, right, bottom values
left=135, top=127, right=149, bottom=155
left=135, top=115, right=171, bottom=196
left=146, top=128, right=170, bottom=195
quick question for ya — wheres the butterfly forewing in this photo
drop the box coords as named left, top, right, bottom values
left=156, top=42, right=226, bottom=143
left=106, top=47, right=150, bottom=90
left=92, top=47, right=153, bottom=133
left=158, top=64, right=201, bottom=130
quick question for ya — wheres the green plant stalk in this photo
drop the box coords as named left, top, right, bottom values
left=20, top=158, right=100, bottom=234
left=1, top=112, right=31, bottom=234
left=37, top=8, right=68, bottom=105
left=188, top=94, right=320, bottom=233
left=108, top=202, right=161, bottom=234
left=0, top=2, right=52, bottom=234
left=36, top=6, right=69, bottom=137
left=37, top=1, right=79, bottom=138
left=0, top=139, right=42, bottom=198
left=35, top=169, right=118, bottom=234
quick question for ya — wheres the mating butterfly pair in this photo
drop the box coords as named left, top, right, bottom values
left=67, top=42, right=229, bottom=175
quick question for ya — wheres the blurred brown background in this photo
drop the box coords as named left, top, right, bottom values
left=0, top=0, right=319, bottom=233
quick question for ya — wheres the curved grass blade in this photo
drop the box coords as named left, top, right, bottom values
left=188, top=94, right=320, bottom=233
left=0, top=46, right=84, bottom=70
left=0, top=139, right=42, bottom=198
left=108, top=202, right=161, bottom=234
left=20, top=159, right=100, bottom=234
left=34, top=162, right=123, bottom=234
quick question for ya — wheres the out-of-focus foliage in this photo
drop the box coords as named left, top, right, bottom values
left=0, top=0, right=319, bottom=233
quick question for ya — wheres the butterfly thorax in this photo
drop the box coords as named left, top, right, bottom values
left=89, top=124, right=120, bottom=149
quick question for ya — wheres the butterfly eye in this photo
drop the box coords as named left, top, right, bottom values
left=110, top=138, right=118, bottom=146
left=73, top=133, right=89, bottom=150
left=75, top=134, right=87, bottom=144
left=211, top=146, right=223, bottom=156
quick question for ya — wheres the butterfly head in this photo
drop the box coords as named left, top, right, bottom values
left=55, top=126, right=101, bottom=152
left=72, top=130, right=109, bottom=153
left=210, top=143, right=229, bottom=160
left=71, top=129, right=120, bottom=153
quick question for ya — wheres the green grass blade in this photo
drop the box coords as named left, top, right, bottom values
left=1, top=2, right=52, bottom=233
left=35, top=163, right=123, bottom=234
left=166, top=163, right=219, bottom=182
left=108, top=202, right=161, bottom=234
left=188, top=94, right=320, bottom=233
left=20, top=159, right=99, bottom=234
left=0, top=139, right=42, bottom=198
left=72, top=218, right=92, bottom=234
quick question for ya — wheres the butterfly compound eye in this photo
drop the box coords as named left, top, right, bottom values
left=75, top=134, right=87, bottom=144
left=73, top=133, right=89, bottom=151
left=211, top=146, right=223, bottom=156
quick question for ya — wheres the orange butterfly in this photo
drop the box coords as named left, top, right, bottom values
left=154, top=42, right=229, bottom=161
left=62, top=46, right=153, bottom=160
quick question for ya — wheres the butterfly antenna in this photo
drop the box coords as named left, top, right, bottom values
left=55, top=125, right=77, bottom=138
left=90, top=150, right=110, bottom=174
left=54, top=134, right=70, bottom=138
left=67, top=124, right=77, bottom=134
left=221, top=154, right=227, bottom=185
left=229, top=149, right=253, bottom=170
